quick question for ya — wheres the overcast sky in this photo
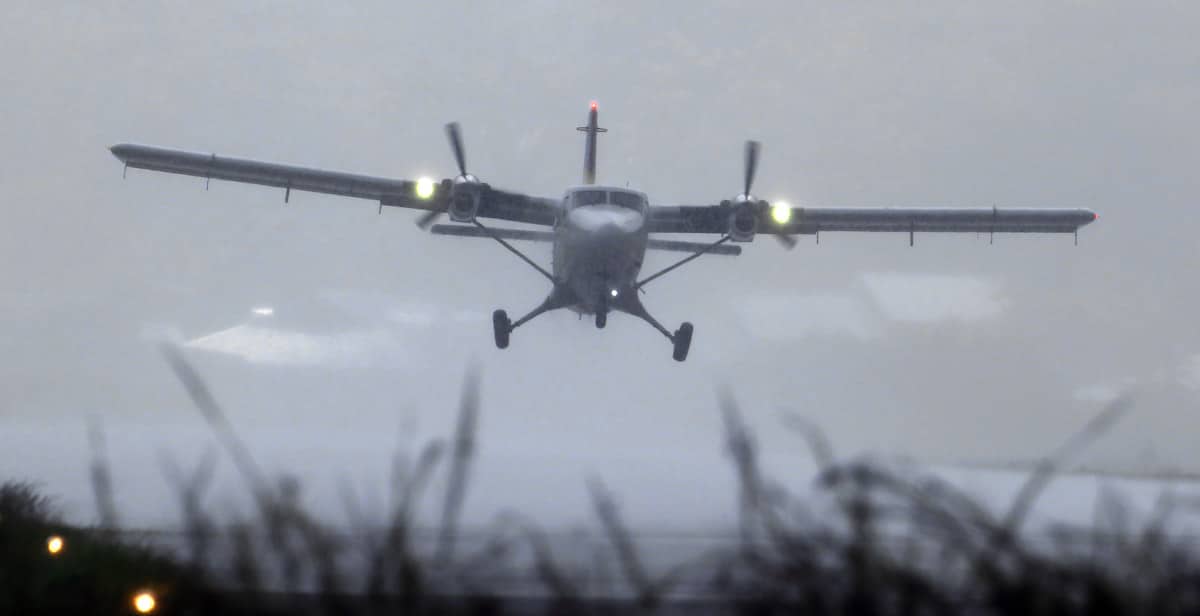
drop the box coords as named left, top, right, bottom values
left=1, top=2, right=1198, bottom=530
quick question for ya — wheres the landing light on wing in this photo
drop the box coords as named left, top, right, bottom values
left=415, top=177, right=436, bottom=199
left=771, top=201, right=792, bottom=225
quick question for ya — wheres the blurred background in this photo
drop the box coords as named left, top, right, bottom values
left=1, top=2, right=1197, bottom=533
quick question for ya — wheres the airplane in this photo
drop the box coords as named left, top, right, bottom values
left=109, top=102, right=1097, bottom=362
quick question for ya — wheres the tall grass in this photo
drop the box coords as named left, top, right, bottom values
left=2, top=345, right=1199, bottom=614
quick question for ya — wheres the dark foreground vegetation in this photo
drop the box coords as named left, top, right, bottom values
left=3, top=346, right=1199, bottom=614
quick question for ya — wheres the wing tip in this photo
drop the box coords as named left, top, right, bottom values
left=109, top=143, right=134, bottom=162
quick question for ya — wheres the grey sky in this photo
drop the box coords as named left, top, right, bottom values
left=1, top=2, right=1198, bottom=529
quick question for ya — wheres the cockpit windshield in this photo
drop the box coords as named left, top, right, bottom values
left=569, top=188, right=646, bottom=211
left=609, top=190, right=645, bottom=211
left=574, top=189, right=607, bottom=206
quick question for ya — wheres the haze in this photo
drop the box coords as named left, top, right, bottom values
left=2, top=2, right=1197, bottom=530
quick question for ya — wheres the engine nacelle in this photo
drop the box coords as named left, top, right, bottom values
left=726, top=200, right=763, bottom=242
left=448, top=184, right=483, bottom=223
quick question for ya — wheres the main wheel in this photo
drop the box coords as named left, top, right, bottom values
left=595, top=311, right=607, bottom=329
left=492, top=309, right=511, bottom=349
left=672, top=322, right=694, bottom=362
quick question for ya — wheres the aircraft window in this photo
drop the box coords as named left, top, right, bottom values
left=574, top=190, right=607, bottom=206
left=610, top=191, right=644, bottom=210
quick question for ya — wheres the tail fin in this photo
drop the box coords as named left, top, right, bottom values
left=575, top=101, right=607, bottom=184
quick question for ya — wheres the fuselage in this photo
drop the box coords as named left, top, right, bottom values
left=552, top=185, right=649, bottom=314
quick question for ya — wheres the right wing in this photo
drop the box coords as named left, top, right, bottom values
left=109, top=143, right=559, bottom=226
left=649, top=204, right=1097, bottom=235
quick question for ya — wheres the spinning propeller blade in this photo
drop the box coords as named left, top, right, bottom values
left=743, top=140, right=760, bottom=198
left=446, top=122, right=468, bottom=178
left=416, top=202, right=445, bottom=230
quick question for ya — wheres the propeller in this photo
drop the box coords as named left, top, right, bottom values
left=743, top=140, right=759, bottom=200
left=416, top=122, right=476, bottom=230
left=446, top=121, right=468, bottom=178
left=773, top=219, right=798, bottom=249
left=738, top=140, right=796, bottom=249
left=415, top=198, right=446, bottom=230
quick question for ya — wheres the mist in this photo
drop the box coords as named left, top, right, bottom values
left=2, top=2, right=1198, bottom=532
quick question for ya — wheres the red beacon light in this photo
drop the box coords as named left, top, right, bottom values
left=589, top=101, right=598, bottom=111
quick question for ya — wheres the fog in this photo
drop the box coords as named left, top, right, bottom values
left=2, top=2, right=1198, bottom=531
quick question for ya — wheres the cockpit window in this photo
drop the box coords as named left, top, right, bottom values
left=609, top=190, right=645, bottom=210
left=570, top=189, right=645, bottom=210
left=574, top=190, right=607, bottom=206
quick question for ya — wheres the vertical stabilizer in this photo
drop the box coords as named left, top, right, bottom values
left=576, top=101, right=607, bottom=184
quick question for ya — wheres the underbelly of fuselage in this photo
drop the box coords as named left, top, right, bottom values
left=553, top=225, right=646, bottom=314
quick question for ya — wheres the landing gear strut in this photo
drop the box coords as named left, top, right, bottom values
left=614, top=291, right=695, bottom=362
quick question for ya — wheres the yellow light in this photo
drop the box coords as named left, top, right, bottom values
left=415, top=177, right=436, bottom=200
left=133, top=591, right=157, bottom=614
left=46, top=535, right=64, bottom=555
left=770, top=201, right=793, bottom=225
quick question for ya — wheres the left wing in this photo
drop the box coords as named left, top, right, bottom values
left=649, top=204, right=1097, bottom=236
left=110, top=143, right=559, bottom=226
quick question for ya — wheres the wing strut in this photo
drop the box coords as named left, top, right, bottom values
left=635, top=235, right=733, bottom=290
left=469, top=219, right=555, bottom=283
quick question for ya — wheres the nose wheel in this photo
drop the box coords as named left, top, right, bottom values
left=493, top=309, right=511, bottom=349
left=672, top=322, right=693, bottom=362
left=595, top=311, right=607, bottom=329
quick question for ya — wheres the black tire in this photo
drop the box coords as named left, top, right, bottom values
left=595, top=311, right=607, bottom=329
left=492, top=309, right=511, bottom=349
left=672, top=322, right=694, bottom=362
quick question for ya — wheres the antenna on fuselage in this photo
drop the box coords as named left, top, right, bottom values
left=576, top=101, right=607, bottom=185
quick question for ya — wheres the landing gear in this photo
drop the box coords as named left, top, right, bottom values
left=493, top=286, right=579, bottom=351
left=612, top=291, right=695, bottom=362
left=595, top=292, right=609, bottom=329
left=493, top=309, right=511, bottom=349
left=672, top=322, right=693, bottom=362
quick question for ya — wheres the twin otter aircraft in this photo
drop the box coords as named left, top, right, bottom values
left=110, top=102, right=1096, bottom=361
